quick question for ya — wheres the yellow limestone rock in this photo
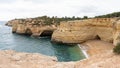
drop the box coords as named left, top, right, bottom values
left=7, top=19, right=57, bottom=37
left=52, top=18, right=120, bottom=45
left=7, top=17, right=120, bottom=45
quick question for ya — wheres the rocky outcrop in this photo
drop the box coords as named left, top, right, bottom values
left=5, top=20, right=13, bottom=26
left=52, top=18, right=120, bottom=45
left=7, top=17, right=120, bottom=45
left=7, top=18, right=57, bottom=37
left=1, top=47, right=120, bottom=68
left=0, top=50, right=76, bottom=68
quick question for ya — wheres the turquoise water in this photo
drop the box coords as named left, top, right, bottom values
left=0, top=21, right=85, bottom=62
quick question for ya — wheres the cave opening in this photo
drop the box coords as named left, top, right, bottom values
left=40, top=30, right=53, bottom=37
left=25, top=28, right=32, bottom=36
left=95, top=35, right=101, bottom=40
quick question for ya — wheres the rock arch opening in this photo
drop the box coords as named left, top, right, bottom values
left=40, top=30, right=53, bottom=37
left=25, top=28, right=32, bottom=35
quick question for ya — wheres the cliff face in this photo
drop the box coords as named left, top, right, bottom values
left=7, top=18, right=57, bottom=37
left=52, top=18, right=120, bottom=45
left=7, top=17, right=120, bottom=45
left=5, top=20, right=13, bottom=26
left=113, top=20, right=120, bottom=45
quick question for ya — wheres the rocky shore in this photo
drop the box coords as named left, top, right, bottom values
left=0, top=50, right=75, bottom=68
left=5, top=17, right=120, bottom=68
left=6, top=18, right=57, bottom=37
left=6, top=17, right=120, bottom=45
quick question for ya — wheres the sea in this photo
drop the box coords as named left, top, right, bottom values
left=0, top=21, right=85, bottom=62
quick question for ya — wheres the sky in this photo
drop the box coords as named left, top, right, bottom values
left=0, top=0, right=120, bottom=21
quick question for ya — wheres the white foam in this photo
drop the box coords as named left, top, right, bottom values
left=78, top=44, right=89, bottom=58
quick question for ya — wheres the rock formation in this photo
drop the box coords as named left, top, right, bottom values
left=0, top=50, right=76, bottom=68
left=52, top=18, right=120, bottom=45
left=6, top=18, right=57, bottom=37
left=7, top=17, right=120, bottom=45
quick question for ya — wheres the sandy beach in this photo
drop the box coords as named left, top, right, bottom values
left=80, top=40, right=114, bottom=56
left=75, top=40, right=120, bottom=68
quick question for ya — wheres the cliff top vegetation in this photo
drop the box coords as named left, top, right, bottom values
left=13, top=16, right=88, bottom=25
left=95, top=12, right=120, bottom=18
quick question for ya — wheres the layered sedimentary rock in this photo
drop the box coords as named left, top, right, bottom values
left=52, top=18, right=120, bottom=45
left=113, top=19, right=120, bottom=45
left=7, top=18, right=57, bottom=37
left=7, top=17, right=120, bottom=45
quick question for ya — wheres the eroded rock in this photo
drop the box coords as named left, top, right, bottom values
left=52, top=18, right=120, bottom=45
left=6, top=19, right=57, bottom=37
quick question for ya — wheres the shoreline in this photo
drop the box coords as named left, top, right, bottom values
left=79, top=40, right=114, bottom=56
left=0, top=40, right=119, bottom=68
left=77, top=40, right=114, bottom=62
left=78, top=44, right=89, bottom=58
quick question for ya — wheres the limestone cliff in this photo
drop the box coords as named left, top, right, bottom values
left=7, top=17, right=120, bottom=45
left=7, top=18, right=57, bottom=37
left=5, top=20, right=14, bottom=26
left=52, top=18, right=120, bottom=45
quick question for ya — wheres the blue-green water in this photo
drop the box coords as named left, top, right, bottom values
left=0, top=21, right=85, bottom=62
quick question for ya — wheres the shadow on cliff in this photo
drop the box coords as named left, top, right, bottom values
left=40, top=30, right=53, bottom=37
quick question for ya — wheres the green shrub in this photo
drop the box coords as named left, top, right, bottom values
left=113, top=43, right=120, bottom=54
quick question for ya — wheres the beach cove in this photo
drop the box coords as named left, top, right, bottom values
left=0, top=21, right=86, bottom=62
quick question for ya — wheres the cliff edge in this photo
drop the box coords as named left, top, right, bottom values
left=6, top=18, right=57, bottom=37
left=52, top=18, right=120, bottom=45
left=7, top=17, right=120, bottom=45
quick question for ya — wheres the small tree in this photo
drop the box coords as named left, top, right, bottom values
left=113, top=43, right=120, bottom=54
left=83, top=16, right=88, bottom=19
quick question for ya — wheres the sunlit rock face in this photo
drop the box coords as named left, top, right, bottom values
left=7, top=19, right=57, bottom=37
left=113, top=19, right=120, bottom=45
left=52, top=18, right=120, bottom=45
left=7, top=17, right=120, bottom=45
